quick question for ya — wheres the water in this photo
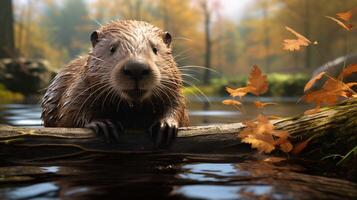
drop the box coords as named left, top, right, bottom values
left=0, top=98, right=356, bottom=200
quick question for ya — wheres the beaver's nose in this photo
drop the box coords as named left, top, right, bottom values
left=123, top=60, right=150, bottom=80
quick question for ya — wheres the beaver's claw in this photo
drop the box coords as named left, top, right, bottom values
left=149, top=118, right=178, bottom=148
left=85, top=120, right=124, bottom=143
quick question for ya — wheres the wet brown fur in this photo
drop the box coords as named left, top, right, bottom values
left=41, top=20, right=189, bottom=129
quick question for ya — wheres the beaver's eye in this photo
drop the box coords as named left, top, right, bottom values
left=110, top=46, right=117, bottom=54
left=152, top=47, right=158, bottom=55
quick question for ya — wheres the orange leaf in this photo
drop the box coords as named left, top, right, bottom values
left=285, top=26, right=311, bottom=43
left=268, top=115, right=283, bottom=120
left=336, top=10, right=353, bottom=21
left=222, top=99, right=242, bottom=110
left=338, top=64, right=357, bottom=79
left=263, top=157, right=286, bottom=163
left=292, top=138, right=312, bottom=155
left=247, top=65, right=269, bottom=96
left=283, top=26, right=316, bottom=51
left=326, top=16, right=352, bottom=30
left=303, top=76, right=352, bottom=107
left=283, top=39, right=309, bottom=51
left=304, top=107, right=321, bottom=115
left=225, top=86, right=252, bottom=98
left=254, top=101, right=277, bottom=109
left=279, top=141, right=293, bottom=153
left=304, top=72, right=326, bottom=92
left=242, top=136, right=275, bottom=153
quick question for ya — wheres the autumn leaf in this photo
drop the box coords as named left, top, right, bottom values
left=226, top=86, right=252, bottom=98
left=336, top=10, right=353, bottom=21
left=222, top=99, right=242, bottom=110
left=283, top=39, right=309, bottom=51
left=239, top=114, right=292, bottom=154
left=242, top=136, right=275, bottom=153
left=283, top=26, right=317, bottom=51
left=326, top=16, right=353, bottom=31
left=279, top=141, right=293, bottom=153
left=292, top=138, right=312, bottom=155
left=263, top=157, right=286, bottom=163
left=338, top=64, right=357, bottom=79
left=254, top=101, right=277, bottom=109
left=304, top=106, right=321, bottom=115
left=247, top=65, right=269, bottom=96
left=304, top=71, right=326, bottom=92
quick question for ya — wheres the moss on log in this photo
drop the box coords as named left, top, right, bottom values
left=0, top=99, right=356, bottom=162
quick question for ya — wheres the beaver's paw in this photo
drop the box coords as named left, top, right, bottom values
left=149, top=118, right=178, bottom=148
left=85, top=120, right=124, bottom=143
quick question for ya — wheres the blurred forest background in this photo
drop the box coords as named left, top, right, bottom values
left=1, top=0, right=357, bottom=99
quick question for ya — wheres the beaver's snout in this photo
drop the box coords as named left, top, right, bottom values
left=122, top=59, right=151, bottom=81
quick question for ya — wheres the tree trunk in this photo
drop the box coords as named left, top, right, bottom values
left=202, top=0, right=211, bottom=85
left=0, top=0, right=15, bottom=58
left=1, top=99, right=356, bottom=161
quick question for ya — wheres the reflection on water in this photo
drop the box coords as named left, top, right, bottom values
left=0, top=155, right=356, bottom=200
left=1, top=97, right=356, bottom=200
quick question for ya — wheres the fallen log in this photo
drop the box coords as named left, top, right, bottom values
left=0, top=99, right=356, bottom=161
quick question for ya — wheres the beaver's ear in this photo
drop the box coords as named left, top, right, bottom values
left=90, top=31, right=100, bottom=47
left=163, top=31, right=172, bottom=47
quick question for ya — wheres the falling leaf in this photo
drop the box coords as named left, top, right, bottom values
left=226, top=86, right=252, bottom=98
left=254, top=101, right=277, bottom=109
left=285, top=26, right=312, bottom=43
left=336, top=10, right=353, bottom=21
left=247, top=65, right=269, bottom=96
left=222, top=99, right=242, bottom=110
left=292, top=138, right=312, bottom=155
left=283, top=26, right=316, bottom=51
left=326, top=16, right=353, bottom=30
left=338, top=64, right=357, bottom=79
left=304, top=72, right=326, bottom=92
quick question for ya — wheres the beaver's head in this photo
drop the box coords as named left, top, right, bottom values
left=86, top=20, right=180, bottom=103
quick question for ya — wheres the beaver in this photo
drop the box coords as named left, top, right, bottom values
left=41, top=20, right=189, bottom=147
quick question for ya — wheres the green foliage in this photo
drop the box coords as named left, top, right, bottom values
left=183, top=73, right=310, bottom=97
left=0, top=84, right=24, bottom=103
